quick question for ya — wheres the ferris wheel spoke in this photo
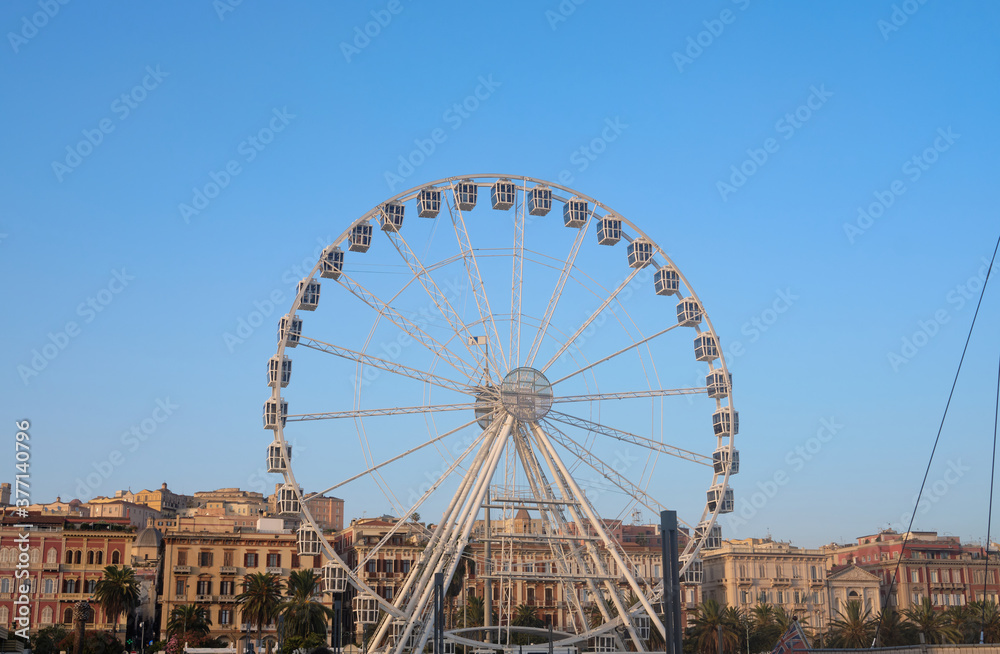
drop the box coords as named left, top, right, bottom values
left=549, top=323, right=681, bottom=387
left=286, top=402, right=479, bottom=421
left=546, top=410, right=712, bottom=467
left=301, top=414, right=489, bottom=502
left=336, top=271, right=480, bottom=381
left=541, top=420, right=666, bottom=516
left=555, top=387, right=707, bottom=404
left=529, top=421, right=666, bottom=645
left=510, top=189, right=526, bottom=368
left=540, top=267, right=643, bottom=374
left=298, top=335, right=474, bottom=395
left=525, top=211, right=592, bottom=367
left=377, top=215, right=489, bottom=367
left=445, top=185, right=507, bottom=374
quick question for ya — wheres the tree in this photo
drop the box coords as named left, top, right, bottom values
left=903, top=598, right=960, bottom=644
left=166, top=604, right=212, bottom=640
left=511, top=604, right=544, bottom=645
left=827, top=599, right=875, bottom=648
left=688, top=599, right=740, bottom=654
left=94, top=565, right=141, bottom=634
left=873, top=606, right=916, bottom=647
left=281, top=569, right=333, bottom=639
left=943, top=605, right=976, bottom=644
left=30, top=625, right=69, bottom=654
left=236, top=572, right=285, bottom=651
left=748, top=603, right=781, bottom=652
left=970, top=600, right=1000, bottom=643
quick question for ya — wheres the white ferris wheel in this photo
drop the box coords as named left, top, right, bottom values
left=263, top=175, right=739, bottom=653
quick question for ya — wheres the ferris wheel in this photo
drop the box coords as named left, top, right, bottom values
left=263, top=175, right=739, bottom=653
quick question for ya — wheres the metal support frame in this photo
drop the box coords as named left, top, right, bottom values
left=660, top=510, right=682, bottom=654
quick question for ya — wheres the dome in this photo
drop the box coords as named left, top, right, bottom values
left=134, top=527, right=162, bottom=549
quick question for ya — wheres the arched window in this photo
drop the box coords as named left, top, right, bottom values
left=111, top=551, right=120, bottom=565
left=0, top=549, right=9, bottom=564
left=65, top=549, right=73, bottom=564
left=41, top=607, right=53, bottom=624
left=0, top=607, right=8, bottom=624
left=63, top=608, right=72, bottom=623
left=0, top=579, right=9, bottom=593
left=44, top=578, right=54, bottom=594
left=47, top=548, right=57, bottom=564
left=74, top=551, right=82, bottom=565
left=96, top=551, right=103, bottom=565
left=85, top=579, right=97, bottom=593
left=87, top=551, right=95, bottom=565
left=30, top=548, right=40, bottom=564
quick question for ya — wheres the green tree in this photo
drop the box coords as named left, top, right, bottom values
left=748, top=603, right=781, bottom=652
left=827, top=599, right=875, bottom=648
left=970, top=600, right=1000, bottom=643
left=281, top=569, right=333, bottom=639
left=943, top=605, right=976, bottom=643
left=237, top=572, right=285, bottom=652
left=903, top=598, right=960, bottom=644
left=94, top=565, right=141, bottom=634
left=30, top=625, right=69, bottom=654
left=166, top=604, right=213, bottom=640
left=511, top=604, right=544, bottom=645
left=873, top=606, right=916, bottom=646
left=688, top=599, right=740, bottom=654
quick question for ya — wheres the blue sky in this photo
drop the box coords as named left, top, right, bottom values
left=2, top=1, right=999, bottom=549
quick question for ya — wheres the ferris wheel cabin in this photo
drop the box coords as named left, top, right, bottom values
left=712, top=407, right=739, bottom=437
left=491, top=178, right=516, bottom=210
left=707, top=485, right=735, bottom=514
left=655, top=266, right=680, bottom=296
left=417, top=188, right=441, bottom=218
left=694, top=333, right=719, bottom=361
left=349, top=223, right=373, bottom=252
left=297, top=278, right=321, bottom=311
left=262, top=397, right=287, bottom=430
left=320, top=246, right=344, bottom=280
left=266, top=439, right=291, bottom=473
left=278, top=314, right=302, bottom=348
left=353, top=596, right=380, bottom=624
left=676, top=298, right=703, bottom=327
left=627, top=238, right=653, bottom=268
left=528, top=186, right=552, bottom=216
left=596, top=215, right=622, bottom=245
left=297, top=524, right=322, bottom=555
left=380, top=202, right=404, bottom=232
left=322, top=562, right=348, bottom=594
left=713, top=447, right=739, bottom=475
left=695, top=521, right=723, bottom=550
left=563, top=198, right=588, bottom=227
left=706, top=369, right=732, bottom=399
left=276, top=484, right=300, bottom=515
left=680, top=555, right=704, bottom=584
left=267, top=355, right=292, bottom=388
left=455, top=180, right=478, bottom=210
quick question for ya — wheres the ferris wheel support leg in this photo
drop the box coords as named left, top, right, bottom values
left=531, top=422, right=668, bottom=644
left=394, top=417, right=514, bottom=654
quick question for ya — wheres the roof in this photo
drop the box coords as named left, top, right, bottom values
left=134, top=527, right=163, bottom=548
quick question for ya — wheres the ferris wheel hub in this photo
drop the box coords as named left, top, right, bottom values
left=499, top=367, right=554, bottom=421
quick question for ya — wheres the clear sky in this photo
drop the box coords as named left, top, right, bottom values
left=2, top=1, right=999, bottom=550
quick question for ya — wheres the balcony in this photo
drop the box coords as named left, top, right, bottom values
left=219, top=594, right=236, bottom=602
left=195, top=594, right=215, bottom=603
left=220, top=566, right=238, bottom=575
left=42, top=562, right=59, bottom=571
left=265, top=567, right=283, bottom=575
left=173, top=565, right=192, bottom=575
left=809, top=578, right=825, bottom=587
left=772, top=577, right=791, bottom=586
left=737, top=577, right=753, bottom=587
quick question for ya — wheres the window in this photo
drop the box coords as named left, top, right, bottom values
left=220, top=609, right=232, bottom=625
left=95, top=551, right=103, bottom=565
left=545, top=588, right=553, bottom=604
left=199, top=552, right=213, bottom=567
left=527, top=588, right=535, bottom=605
left=175, top=580, right=185, bottom=597
left=740, top=591, right=748, bottom=604
left=267, top=553, right=280, bottom=568
left=41, top=607, right=53, bottom=624
left=197, top=580, right=212, bottom=595
left=911, top=570, right=919, bottom=583
left=63, top=579, right=77, bottom=593
left=30, top=549, right=40, bottom=564
left=244, top=553, right=258, bottom=568
left=367, top=561, right=377, bottom=574
left=777, top=591, right=784, bottom=604
left=223, top=551, right=234, bottom=567
left=87, top=551, right=94, bottom=565
left=385, top=561, right=394, bottom=574
left=85, top=579, right=97, bottom=593
left=178, top=551, right=188, bottom=566
left=0, top=607, right=8, bottom=624
left=47, top=548, right=57, bottom=564
left=0, top=578, right=9, bottom=593
left=931, top=570, right=938, bottom=582
left=111, top=551, right=120, bottom=565
left=291, top=554, right=300, bottom=569
left=65, top=550, right=73, bottom=564
left=221, top=580, right=234, bottom=596
left=44, top=578, right=54, bottom=594
left=401, top=560, right=410, bottom=574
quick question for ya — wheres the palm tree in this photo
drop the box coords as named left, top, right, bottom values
left=93, top=565, right=140, bottom=634
left=689, top=599, right=740, bottom=654
left=236, top=572, right=285, bottom=652
left=463, top=594, right=486, bottom=642
left=748, top=603, right=780, bottom=652
left=903, top=598, right=960, bottom=644
left=943, top=605, right=975, bottom=644
left=827, top=599, right=875, bottom=648
left=167, top=605, right=213, bottom=640
left=970, top=600, right=1000, bottom=643
left=512, top=604, right=544, bottom=645
left=873, top=606, right=915, bottom=646
left=281, top=569, right=333, bottom=640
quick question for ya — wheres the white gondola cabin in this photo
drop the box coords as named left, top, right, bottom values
left=680, top=556, right=704, bottom=584
left=707, top=485, right=734, bottom=514
left=590, top=635, right=617, bottom=653
left=349, top=223, right=373, bottom=252
left=712, top=407, right=739, bottom=437
left=353, top=596, right=380, bottom=624
left=268, top=355, right=292, bottom=388
left=676, top=298, right=703, bottom=326
left=389, top=622, right=420, bottom=650
left=298, top=278, right=320, bottom=311
left=320, top=246, right=344, bottom=280
left=693, top=334, right=719, bottom=362
left=597, top=215, right=622, bottom=245
left=279, top=314, right=302, bottom=348
left=432, top=640, right=456, bottom=654
left=528, top=186, right=552, bottom=216
left=266, top=439, right=291, bottom=473
left=276, top=483, right=300, bottom=514
left=321, top=562, right=348, bottom=594
left=627, top=238, right=653, bottom=268
left=563, top=198, right=588, bottom=228
left=695, top=521, right=722, bottom=550
left=455, top=180, right=477, bottom=210
left=654, top=266, right=680, bottom=296
left=491, top=179, right=515, bottom=210
left=706, top=369, right=731, bottom=399
left=712, top=447, right=739, bottom=475
left=380, top=202, right=404, bottom=232
left=263, top=397, right=287, bottom=430
left=297, top=524, right=322, bottom=556
left=634, top=615, right=651, bottom=640
left=418, top=188, right=442, bottom=218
